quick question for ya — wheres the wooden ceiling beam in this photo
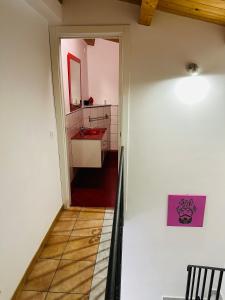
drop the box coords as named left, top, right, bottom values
left=158, top=0, right=225, bottom=26
left=84, top=39, right=95, bottom=46
left=196, top=0, right=225, bottom=10
left=105, top=38, right=120, bottom=43
left=119, top=0, right=225, bottom=26
left=139, top=0, right=159, bottom=25
left=120, top=0, right=141, bottom=4
left=159, top=0, right=225, bottom=17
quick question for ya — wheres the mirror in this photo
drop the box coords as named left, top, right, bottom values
left=67, top=52, right=81, bottom=112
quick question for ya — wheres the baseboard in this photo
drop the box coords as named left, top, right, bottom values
left=11, top=205, right=64, bottom=299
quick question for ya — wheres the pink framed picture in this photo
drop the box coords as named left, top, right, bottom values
left=167, top=195, right=206, bottom=227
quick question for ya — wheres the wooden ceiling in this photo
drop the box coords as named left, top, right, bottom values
left=120, top=0, right=225, bottom=26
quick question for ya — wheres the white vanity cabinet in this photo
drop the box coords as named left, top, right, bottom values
left=71, top=130, right=108, bottom=168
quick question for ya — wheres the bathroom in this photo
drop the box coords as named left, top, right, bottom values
left=61, top=38, right=120, bottom=208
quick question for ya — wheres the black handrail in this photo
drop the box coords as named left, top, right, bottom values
left=185, top=264, right=225, bottom=300
left=105, top=146, right=124, bottom=300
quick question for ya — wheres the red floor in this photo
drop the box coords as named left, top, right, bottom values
left=71, top=151, right=118, bottom=207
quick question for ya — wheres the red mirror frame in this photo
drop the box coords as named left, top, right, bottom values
left=67, top=52, right=82, bottom=112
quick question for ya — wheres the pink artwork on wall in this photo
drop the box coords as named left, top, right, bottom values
left=167, top=195, right=206, bottom=227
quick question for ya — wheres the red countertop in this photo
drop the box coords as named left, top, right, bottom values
left=72, top=128, right=107, bottom=140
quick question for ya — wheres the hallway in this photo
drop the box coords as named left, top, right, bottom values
left=16, top=207, right=113, bottom=300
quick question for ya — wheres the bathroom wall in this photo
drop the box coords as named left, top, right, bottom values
left=81, top=105, right=119, bottom=151
left=83, top=105, right=111, bottom=150
left=0, top=1, right=62, bottom=298
left=61, top=38, right=89, bottom=114
left=87, top=38, right=119, bottom=105
left=63, top=1, right=225, bottom=299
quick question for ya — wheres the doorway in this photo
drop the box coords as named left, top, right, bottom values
left=61, top=38, right=120, bottom=207
left=49, top=25, right=129, bottom=208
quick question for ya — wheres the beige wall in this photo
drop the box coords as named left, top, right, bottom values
left=0, top=1, right=62, bottom=298
left=62, top=1, right=225, bottom=299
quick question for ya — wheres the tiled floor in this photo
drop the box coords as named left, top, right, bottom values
left=16, top=207, right=113, bottom=300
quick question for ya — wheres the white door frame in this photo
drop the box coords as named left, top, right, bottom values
left=49, top=25, right=130, bottom=208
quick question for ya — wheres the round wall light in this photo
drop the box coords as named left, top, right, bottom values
left=185, top=63, right=199, bottom=76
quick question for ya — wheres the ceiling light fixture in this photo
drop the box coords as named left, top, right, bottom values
left=185, top=63, right=199, bottom=76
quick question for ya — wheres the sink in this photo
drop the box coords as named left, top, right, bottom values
left=81, top=128, right=104, bottom=136
left=72, top=127, right=106, bottom=140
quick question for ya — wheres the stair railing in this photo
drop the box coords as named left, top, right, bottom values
left=185, top=265, right=225, bottom=300
left=105, top=146, right=124, bottom=300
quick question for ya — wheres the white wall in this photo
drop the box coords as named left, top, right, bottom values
left=0, top=1, right=62, bottom=298
left=62, top=1, right=225, bottom=299
left=61, top=39, right=89, bottom=114
left=25, top=0, right=62, bottom=24
left=87, top=38, right=119, bottom=105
